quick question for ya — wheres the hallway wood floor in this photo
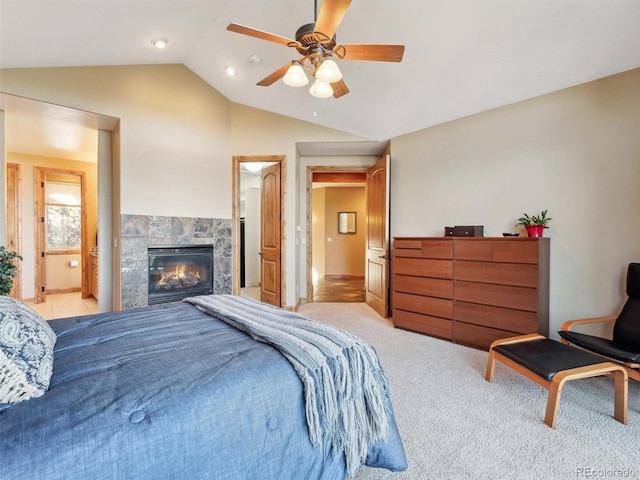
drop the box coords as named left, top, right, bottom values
left=312, top=277, right=365, bottom=302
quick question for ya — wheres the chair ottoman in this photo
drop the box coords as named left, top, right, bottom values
left=485, top=333, right=628, bottom=428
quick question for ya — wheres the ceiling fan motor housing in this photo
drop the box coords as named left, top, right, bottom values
left=294, top=23, right=336, bottom=55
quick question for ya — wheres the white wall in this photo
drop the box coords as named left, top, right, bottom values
left=244, top=187, right=260, bottom=288
left=392, top=68, right=640, bottom=338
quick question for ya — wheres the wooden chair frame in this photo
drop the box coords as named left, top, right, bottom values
left=486, top=334, right=628, bottom=429
left=560, top=315, right=640, bottom=383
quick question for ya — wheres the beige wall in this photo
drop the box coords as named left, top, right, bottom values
left=321, top=187, right=365, bottom=277
left=392, top=68, right=640, bottom=337
left=46, top=254, right=82, bottom=292
left=6, top=152, right=98, bottom=299
left=312, top=186, right=366, bottom=279
left=2, top=64, right=639, bottom=321
left=1, top=65, right=231, bottom=219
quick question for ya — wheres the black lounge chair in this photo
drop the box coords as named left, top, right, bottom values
left=559, top=262, right=640, bottom=383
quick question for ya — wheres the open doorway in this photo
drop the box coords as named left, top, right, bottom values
left=305, top=155, right=391, bottom=317
left=232, top=155, right=285, bottom=307
left=309, top=168, right=367, bottom=302
left=1, top=93, right=119, bottom=314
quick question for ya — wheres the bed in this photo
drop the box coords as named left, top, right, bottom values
left=0, top=294, right=407, bottom=480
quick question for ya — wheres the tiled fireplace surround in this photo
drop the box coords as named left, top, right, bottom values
left=120, top=215, right=232, bottom=310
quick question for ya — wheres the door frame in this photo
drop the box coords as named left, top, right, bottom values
left=305, top=165, right=369, bottom=303
left=231, top=155, right=286, bottom=300
left=6, top=163, right=21, bottom=299
left=34, top=167, right=88, bottom=303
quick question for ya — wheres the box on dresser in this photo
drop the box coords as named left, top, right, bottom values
left=391, top=237, right=549, bottom=350
left=444, top=226, right=484, bottom=237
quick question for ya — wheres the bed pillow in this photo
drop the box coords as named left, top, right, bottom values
left=0, top=296, right=56, bottom=404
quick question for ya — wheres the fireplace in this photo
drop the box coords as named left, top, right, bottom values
left=148, top=245, right=214, bottom=305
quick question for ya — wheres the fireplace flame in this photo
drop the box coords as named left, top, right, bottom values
left=156, top=264, right=201, bottom=289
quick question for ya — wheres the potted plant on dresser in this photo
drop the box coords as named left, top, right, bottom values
left=0, top=246, right=22, bottom=296
left=516, top=210, right=551, bottom=237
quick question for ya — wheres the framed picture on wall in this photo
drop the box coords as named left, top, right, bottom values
left=338, top=212, right=356, bottom=234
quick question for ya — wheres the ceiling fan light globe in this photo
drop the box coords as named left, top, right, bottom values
left=309, top=80, right=334, bottom=99
left=283, top=63, right=309, bottom=87
left=316, top=58, right=342, bottom=83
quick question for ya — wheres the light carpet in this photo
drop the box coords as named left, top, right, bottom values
left=298, top=302, right=640, bottom=480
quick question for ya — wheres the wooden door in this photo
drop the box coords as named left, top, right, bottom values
left=34, top=168, right=47, bottom=303
left=365, top=154, right=390, bottom=317
left=260, top=163, right=282, bottom=307
left=6, top=163, right=21, bottom=299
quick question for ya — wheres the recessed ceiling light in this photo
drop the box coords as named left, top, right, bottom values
left=151, top=38, right=168, bottom=49
left=225, top=65, right=238, bottom=77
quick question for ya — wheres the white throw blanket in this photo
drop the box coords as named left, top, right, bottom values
left=184, top=294, right=391, bottom=477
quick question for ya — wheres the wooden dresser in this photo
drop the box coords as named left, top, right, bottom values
left=392, top=237, right=549, bottom=350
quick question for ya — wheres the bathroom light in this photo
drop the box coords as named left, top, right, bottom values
left=151, top=38, right=168, bottom=49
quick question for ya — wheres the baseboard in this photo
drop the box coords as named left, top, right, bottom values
left=322, top=275, right=365, bottom=279
left=46, top=288, right=82, bottom=295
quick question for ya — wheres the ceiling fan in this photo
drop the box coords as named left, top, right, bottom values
left=227, top=0, right=405, bottom=99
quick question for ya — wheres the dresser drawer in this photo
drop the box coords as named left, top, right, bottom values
left=393, top=257, right=453, bottom=279
left=454, top=240, right=493, bottom=261
left=392, top=275, right=453, bottom=299
left=454, top=281, right=538, bottom=312
left=493, top=240, right=540, bottom=264
left=393, top=292, right=453, bottom=319
left=393, top=239, right=422, bottom=250
left=393, top=309, right=453, bottom=340
left=453, top=301, right=539, bottom=333
left=453, top=321, right=519, bottom=350
left=420, top=239, right=453, bottom=259
left=454, top=261, right=538, bottom=288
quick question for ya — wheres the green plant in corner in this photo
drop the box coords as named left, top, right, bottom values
left=515, top=210, right=552, bottom=228
left=0, top=246, right=22, bottom=296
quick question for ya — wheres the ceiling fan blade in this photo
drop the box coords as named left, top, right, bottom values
left=227, top=23, right=294, bottom=47
left=331, top=79, right=349, bottom=98
left=314, top=0, right=351, bottom=40
left=257, top=63, right=292, bottom=86
left=341, top=44, right=405, bottom=62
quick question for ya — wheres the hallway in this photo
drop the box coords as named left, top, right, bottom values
left=312, top=277, right=365, bottom=303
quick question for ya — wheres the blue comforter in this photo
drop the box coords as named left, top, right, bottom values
left=0, top=301, right=407, bottom=479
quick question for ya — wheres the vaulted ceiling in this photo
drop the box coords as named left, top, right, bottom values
left=1, top=0, right=639, bottom=156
